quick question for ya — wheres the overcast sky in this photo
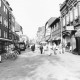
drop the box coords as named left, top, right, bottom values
left=7, top=0, right=64, bottom=39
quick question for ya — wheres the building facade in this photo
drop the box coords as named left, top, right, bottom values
left=60, top=0, right=80, bottom=53
left=15, top=21, right=23, bottom=42
left=49, top=17, right=61, bottom=45
left=0, top=0, right=19, bottom=54
left=45, top=17, right=56, bottom=42
left=36, top=26, right=45, bottom=43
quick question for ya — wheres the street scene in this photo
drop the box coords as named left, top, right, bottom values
left=0, top=0, right=80, bottom=80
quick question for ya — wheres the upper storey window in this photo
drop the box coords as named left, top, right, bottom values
left=0, top=0, right=1, bottom=7
left=70, top=9, right=73, bottom=22
left=0, top=14, right=2, bottom=24
left=74, top=5, right=78, bottom=20
left=12, top=17, right=15, bottom=23
left=62, top=16, right=65, bottom=26
left=4, top=6, right=6, bottom=12
left=66, top=13, right=69, bottom=25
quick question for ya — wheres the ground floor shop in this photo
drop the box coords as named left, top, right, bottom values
left=0, top=38, right=13, bottom=54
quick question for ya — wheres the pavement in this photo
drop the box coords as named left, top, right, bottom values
left=0, top=49, right=80, bottom=80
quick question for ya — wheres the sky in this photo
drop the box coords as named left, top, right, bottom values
left=7, top=0, right=64, bottom=39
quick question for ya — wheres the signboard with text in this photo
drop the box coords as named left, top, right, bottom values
left=66, top=26, right=74, bottom=30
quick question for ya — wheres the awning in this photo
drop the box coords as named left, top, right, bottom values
left=0, top=38, right=13, bottom=42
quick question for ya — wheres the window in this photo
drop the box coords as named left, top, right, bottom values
left=54, top=25, right=55, bottom=31
left=4, top=31, right=5, bottom=38
left=63, top=16, right=65, bottom=26
left=66, top=13, right=69, bottom=25
left=3, top=18, right=6, bottom=27
left=12, top=17, right=15, bottom=23
left=70, top=10, right=73, bottom=22
left=6, top=32, right=7, bottom=38
left=12, top=25, right=15, bottom=32
left=74, top=5, right=78, bottom=20
left=0, top=0, right=1, bottom=7
left=4, top=6, right=6, bottom=12
left=4, top=31, right=7, bottom=38
left=0, top=29, right=1, bottom=37
left=56, top=23, right=58, bottom=29
left=3, top=18, right=8, bottom=27
left=78, top=2, right=80, bottom=16
left=0, top=14, right=2, bottom=24
left=6, top=20, right=8, bottom=28
left=6, top=8, right=7, bottom=14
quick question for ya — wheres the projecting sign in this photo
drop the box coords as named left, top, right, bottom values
left=66, top=26, right=74, bottom=30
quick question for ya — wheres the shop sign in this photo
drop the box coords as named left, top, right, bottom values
left=66, top=26, right=74, bottom=30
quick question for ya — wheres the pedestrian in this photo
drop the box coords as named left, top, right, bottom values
left=53, top=42, right=57, bottom=55
left=48, top=42, right=53, bottom=56
left=39, top=44, right=43, bottom=54
left=31, top=44, right=35, bottom=52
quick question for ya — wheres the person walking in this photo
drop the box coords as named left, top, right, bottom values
left=48, top=43, right=53, bottom=56
left=39, top=44, right=43, bottom=54
left=31, top=44, right=35, bottom=52
left=53, top=43, right=57, bottom=55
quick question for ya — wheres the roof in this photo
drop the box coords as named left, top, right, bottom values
left=47, top=17, right=57, bottom=27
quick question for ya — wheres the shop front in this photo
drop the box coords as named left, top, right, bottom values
left=0, top=38, right=13, bottom=54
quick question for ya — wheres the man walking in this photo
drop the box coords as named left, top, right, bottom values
left=31, top=44, right=35, bottom=52
left=39, top=44, right=43, bottom=54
